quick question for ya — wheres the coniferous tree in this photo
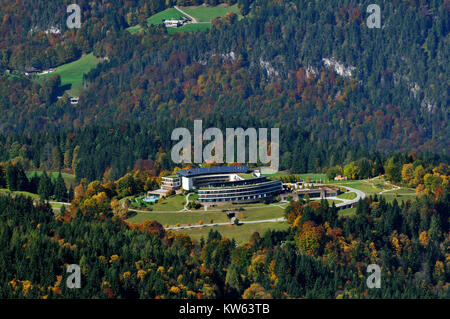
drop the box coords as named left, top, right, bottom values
left=38, top=171, right=53, bottom=201
left=54, top=172, right=67, bottom=201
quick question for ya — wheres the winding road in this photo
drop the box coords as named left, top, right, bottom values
left=333, top=184, right=365, bottom=209
left=166, top=217, right=286, bottom=230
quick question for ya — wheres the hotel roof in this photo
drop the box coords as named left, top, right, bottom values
left=177, top=166, right=250, bottom=177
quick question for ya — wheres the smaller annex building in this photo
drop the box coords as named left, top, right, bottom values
left=161, top=166, right=282, bottom=204
left=280, top=186, right=340, bottom=201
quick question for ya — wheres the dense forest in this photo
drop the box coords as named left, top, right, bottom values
left=0, top=119, right=448, bottom=182
left=0, top=187, right=448, bottom=298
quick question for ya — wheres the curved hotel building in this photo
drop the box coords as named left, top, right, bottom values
left=162, top=166, right=282, bottom=204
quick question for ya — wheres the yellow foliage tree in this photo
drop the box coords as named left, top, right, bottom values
left=242, top=283, right=272, bottom=299
left=419, top=231, right=429, bottom=247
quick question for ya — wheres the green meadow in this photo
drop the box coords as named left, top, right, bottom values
left=38, top=53, right=101, bottom=96
left=26, top=170, right=76, bottom=187
left=0, top=188, right=40, bottom=200
left=180, top=4, right=241, bottom=22
left=127, top=202, right=285, bottom=226
left=127, top=5, right=240, bottom=35
left=148, top=8, right=186, bottom=25
left=171, top=221, right=289, bottom=246
left=337, top=192, right=357, bottom=200
left=167, top=23, right=211, bottom=34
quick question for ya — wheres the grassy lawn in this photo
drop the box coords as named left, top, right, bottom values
left=0, top=188, right=72, bottom=213
left=381, top=188, right=416, bottom=194
left=128, top=4, right=240, bottom=34
left=135, top=194, right=186, bottom=212
left=214, top=202, right=286, bottom=209
left=26, top=170, right=76, bottom=187
left=130, top=21, right=211, bottom=35
left=127, top=8, right=187, bottom=34
left=330, top=180, right=385, bottom=195
left=171, top=221, right=289, bottom=245
left=50, top=202, right=71, bottom=210
left=180, top=4, right=241, bottom=22
left=378, top=193, right=417, bottom=204
left=263, top=172, right=328, bottom=183
left=0, top=188, right=40, bottom=199
left=168, top=23, right=211, bottom=34
left=298, top=173, right=328, bottom=182
left=127, top=26, right=142, bottom=34
left=337, top=192, right=357, bottom=200
left=261, top=170, right=290, bottom=178
left=148, top=8, right=186, bottom=25
left=127, top=203, right=285, bottom=226
left=38, top=53, right=101, bottom=96
left=232, top=205, right=285, bottom=221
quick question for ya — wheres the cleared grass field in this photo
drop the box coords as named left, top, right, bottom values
left=148, top=8, right=186, bottom=25
left=299, top=173, right=328, bottom=182
left=337, top=192, right=357, bottom=200
left=381, top=188, right=416, bottom=194
left=180, top=4, right=241, bottom=22
left=233, top=205, right=285, bottom=221
left=167, top=23, right=211, bottom=34
left=26, top=170, right=76, bottom=187
left=0, top=188, right=39, bottom=199
left=127, top=8, right=186, bottom=34
left=143, top=194, right=186, bottom=211
left=127, top=203, right=285, bottom=226
left=0, top=188, right=71, bottom=212
left=128, top=5, right=240, bottom=34
left=38, top=53, right=101, bottom=96
left=379, top=193, right=417, bottom=204
left=263, top=172, right=328, bottom=182
left=171, top=221, right=289, bottom=245
left=330, top=180, right=385, bottom=195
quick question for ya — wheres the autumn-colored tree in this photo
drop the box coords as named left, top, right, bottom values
left=344, top=162, right=360, bottom=180
left=401, top=163, right=414, bottom=186
left=296, top=221, right=324, bottom=256
left=111, top=198, right=128, bottom=219
left=418, top=231, right=430, bottom=248
left=242, top=283, right=272, bottom=299
left=413, top=165, right=425, bottom=186
left=141, top=220, right=165, bottom=238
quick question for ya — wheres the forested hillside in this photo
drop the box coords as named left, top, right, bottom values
left=0, top=0, right=448, bottom=180
left=0, top=190, right=448, bottom=298
left=0, top=0, right=168, bottom=70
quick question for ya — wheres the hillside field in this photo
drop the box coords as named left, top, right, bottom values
left=180, top=4, right=241, bottom=22
left=127, top=5, right=240, bottom=34
left=38, top=53, right=101, bottom=96
left=172, top=221, right=289, bottom=245
left=26, top=170, right=76, bottom=188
